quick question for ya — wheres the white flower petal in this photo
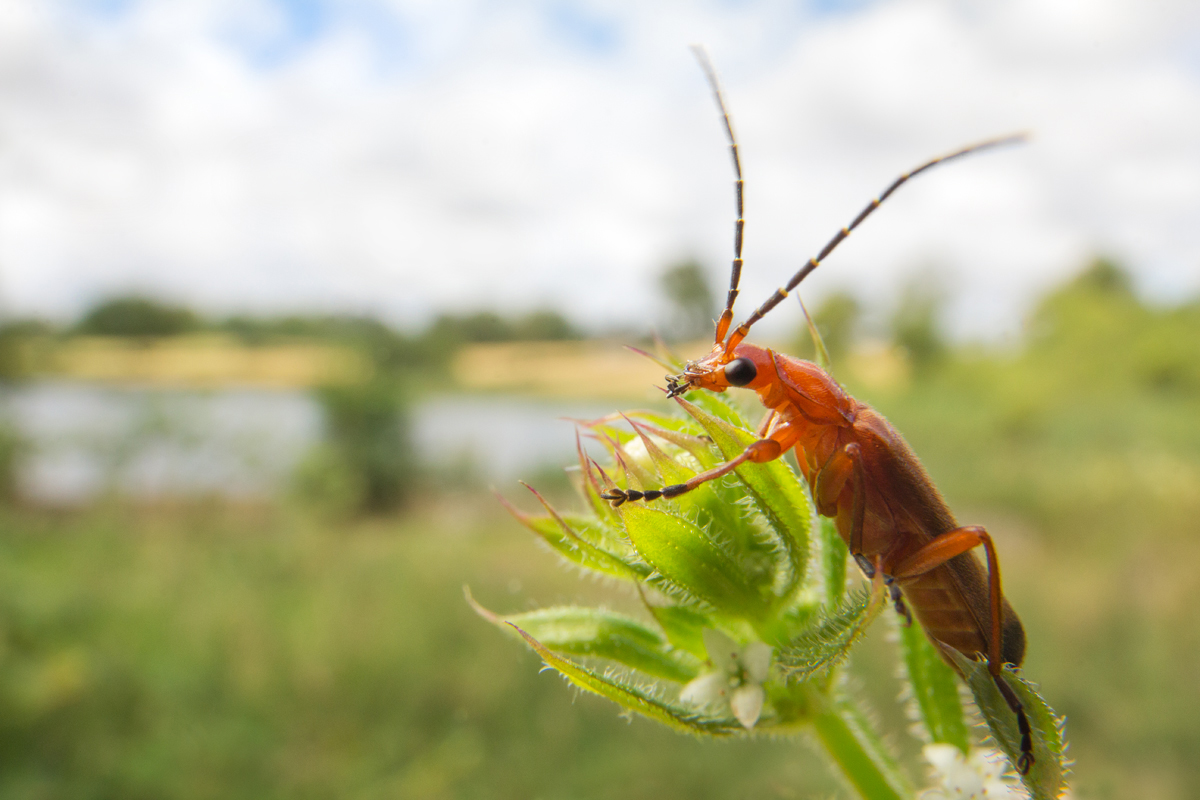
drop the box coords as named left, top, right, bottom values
left=741, top=641, right=773, bottom=683
left=701, top=628, right=739, bottom=670
left=679, top=671, right=727, bottom=708
left=923, top=744, right=982, bottom=797
left=921, top=744, right=1023, bottom=799
left=623, top=436, right=653, bottom=471
left=730, top=684, right=764, bottom=729
left=923, top=744, right=964, bottom=773
left=967, top=748, right=1008, bottom=785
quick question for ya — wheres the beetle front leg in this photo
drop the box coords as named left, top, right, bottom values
left=601, top=424, right=801, bottom=506
left=755, top=408, right=778, bottom=438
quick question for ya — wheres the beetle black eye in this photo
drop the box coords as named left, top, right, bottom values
left=723, top=357, right=757, bottom=387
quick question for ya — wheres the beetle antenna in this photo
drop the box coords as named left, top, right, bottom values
left=691, top=45, right=745, bottom=345
left=722, top=133, right=1028, bottom=354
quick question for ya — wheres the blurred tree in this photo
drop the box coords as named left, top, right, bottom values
left=425, top=312, right=510, bottom=351
left=77, top=296, right=199, bottom=338
left=424, top=309, right=580, bottom=351
left=891, top=275, right=948, bottom=377
left=1028, top=257, right=1138, bottom=345
left=221, top=314, right=428, bottom=371
left=511, top=309, right=579, bottom=341
left=296, top=379, right=416, bottom=515
left=0, top=320, right=40, bottom=503
left=0, top=322, right=39, bottom=382
left=660, top=260, right=716, bottom=340
left=1025, top=256, right=1200, bottom=395
left=445, top=311, right=512, bottom=343
left=1072, top=256, right=1133, bottom=295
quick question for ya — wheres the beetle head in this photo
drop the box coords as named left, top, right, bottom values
left=665, top=342, right=773, bottom=398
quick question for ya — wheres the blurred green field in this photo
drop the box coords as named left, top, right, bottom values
left=0, top=500, right=844, bottom=800
left=2, top=261, right=1199, bottom=799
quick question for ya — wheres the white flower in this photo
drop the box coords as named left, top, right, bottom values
left=679, top=628, right=772, bottom=729
left=920, top=744, right=1023, bottom=799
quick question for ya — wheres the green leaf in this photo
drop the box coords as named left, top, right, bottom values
left=674, top=480, right=757, bottom=557
left=470, top=599, right=701, bottom=683
left=818, top=515, right=848, bottom=608
left=812, top=691, right=914, bottom=800
left=640, top=595, right=712, bottom=660
left=626, top=417, right=694, bottom=486
left=619, top=503, right=767, bottom=618
left=798, top=295, right=832, bottom=372
left=675, top=396, right=812, bottom=603
left=777, top=589, right=880, bottom=682
left=897, top=622, right=970, bottom=754
left=625, top=419, right=718, bottom=467
left=686, top=390, right=750, bottom=428
left=574, top=432, right=621, bottom=527
left=497, top=490, right=648, bottom=582
left=601, top=434, right=660, bottom=490
left=948, top=650, right=1069, bottom=800
left=623, top=344, right=680, bottom=373
left=650, top=335, right=686, bottom=371
left=508, top=623, right=741, bottom=737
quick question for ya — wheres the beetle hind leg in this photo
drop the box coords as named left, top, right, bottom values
left=994, top=671, right=1034, bottom=775
left=889, top=526, right=1034, bottom=774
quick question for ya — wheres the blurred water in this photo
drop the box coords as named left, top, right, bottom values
left=2, top=382, right=616, bottom=504
left=410, top=394, right=614, bottom=483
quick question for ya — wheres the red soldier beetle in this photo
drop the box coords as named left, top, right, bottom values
left=601, top=49, right=1034, bottom=773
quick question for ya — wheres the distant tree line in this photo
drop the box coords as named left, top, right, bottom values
left=0, top=297, right=584, bottom=379
left=1, top=256, right=1196, bottom=394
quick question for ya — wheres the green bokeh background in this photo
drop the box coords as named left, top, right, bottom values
left=2, top=261, right=1199, bottom=799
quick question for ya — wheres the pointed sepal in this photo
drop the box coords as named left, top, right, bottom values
left=467, top=592, right=701, bottom=683
left=675, top=395, right=812, bottom=602
left=507, top=623, right=742, bottom=736
left=620, top=503, right=769, bottom=618
left=777, top=589, right=880, bottom=683
left=948, top=650, right=1069, bottom=800
left=497, top=488, right=648, bottom=581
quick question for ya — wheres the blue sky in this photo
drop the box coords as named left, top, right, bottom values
left=2, top=0, right=1199, bottom=339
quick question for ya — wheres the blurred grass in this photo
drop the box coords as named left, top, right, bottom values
left=0, top=499, right=842, bottom=800
left=21, top=335, right=370, bottom=390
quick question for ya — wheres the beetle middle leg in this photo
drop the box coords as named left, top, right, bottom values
left=851, top=554, right=912, bottom=626
left=819, top=447, right=1033, bottom=774
left=886, top=579, right=912, bottom=626
left=822, top=447, right=911, bottom=624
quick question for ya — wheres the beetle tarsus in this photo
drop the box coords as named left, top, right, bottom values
left=1016, top=707, right=1034, bottom=774
left=888, top=582, right=913, bottom=626
left=995, top=673, right=1035, bottom=774
left=601, top=487, right=668, bottom=507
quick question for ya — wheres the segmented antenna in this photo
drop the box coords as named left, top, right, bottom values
left=721, top=133, right=1027, bottom=354
left=690, top=45, right=744, bottom=345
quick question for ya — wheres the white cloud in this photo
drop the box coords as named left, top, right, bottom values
left=0, top=0, right=1196, bottom=339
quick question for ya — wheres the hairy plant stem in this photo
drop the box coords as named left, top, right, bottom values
left=812, top=693, right=913, bottom=800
